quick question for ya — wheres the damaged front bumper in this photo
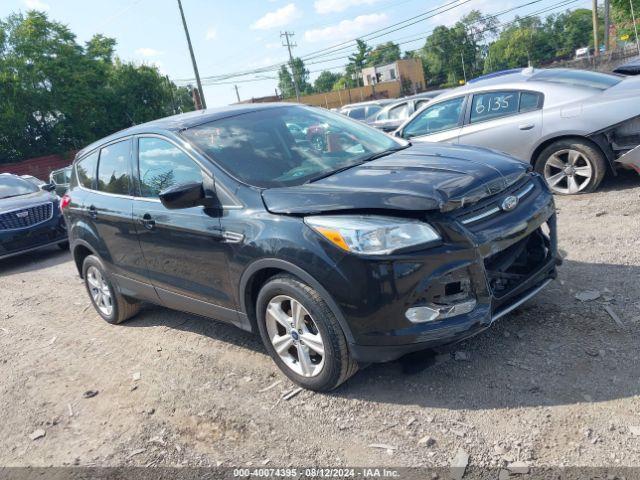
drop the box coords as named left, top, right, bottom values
left=617, top=144, right=640, bottom=173
left=338, top=175, right=560, bottom=363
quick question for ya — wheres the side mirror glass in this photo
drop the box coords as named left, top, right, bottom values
left=159, top=182, right=206, bottom=210
left=42, top=183, right=56, bottom=192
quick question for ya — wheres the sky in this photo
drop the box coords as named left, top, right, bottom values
left=1, top=0, right=592, bottom=107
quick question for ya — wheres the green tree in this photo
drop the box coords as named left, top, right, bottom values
left=313, top=70, right=341, bottom=92
left=484, top=16, right=555, bottom=73
left=421, top=23, right=478, bottom=86
left=290, top=57, right=313, bottom=94
left=278, top=58, right=312, bottom=98
left=277, top=65, right=295, bottom=98
left=544, top=9, right=599, bottom=56
left=332, top=75, right=356, bottom=91
left=347, top=39, right=371, bottom=86
left=367, top=41, right=401, bottom=67
left=609, top=0, right=638, bottom=43
left=0, top=10, right=192, bottom=163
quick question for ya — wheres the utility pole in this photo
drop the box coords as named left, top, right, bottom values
left=281, top=31, right=300, bottom=102
left=592, top=0, right=600, bottom=57
left=234, top=85, right=241, bottom=103
left=604, top=0, right=610, bottom=51
left=460, top=51, right=467, bottom=83
left=631, top=0, right=640, bottom=55
left=177, top=0, right=207, bottom=109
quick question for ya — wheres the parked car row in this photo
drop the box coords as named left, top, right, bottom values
left=9, top=66, right=637, bottom=392
left=368, top=90, right=450, bottom=132
left=340, top=68, right=640, bottom=195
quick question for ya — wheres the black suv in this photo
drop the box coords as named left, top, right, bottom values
left=63, top=104, right=559, bottom=391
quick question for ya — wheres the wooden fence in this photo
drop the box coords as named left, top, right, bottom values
left=1, top=153, right=75, bottom=180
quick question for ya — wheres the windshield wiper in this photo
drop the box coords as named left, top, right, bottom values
left=306, top=161, right=366, bottom=183
left=357, top=143, right=411, bottom=163
left=306, top=144, right=411, bottom=184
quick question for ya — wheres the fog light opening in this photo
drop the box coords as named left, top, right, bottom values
left=406, top=297, right=477, bottom=323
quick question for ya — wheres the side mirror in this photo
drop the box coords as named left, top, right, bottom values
left=159, top=182, right=206, bottom=210
left=42, top=183, right=56, bottom=192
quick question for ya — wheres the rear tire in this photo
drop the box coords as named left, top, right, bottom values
left=256, top=274, right=358, bottom=391
left=82, top=255, right=141, bottom=324
left=534, top=138, right=606, bottom=194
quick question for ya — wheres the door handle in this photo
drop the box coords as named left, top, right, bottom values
left=518, top=123, right=535, bottom=131
left=141, top=213, right=156, bottom=230
left=88, top=205, right=97, bottom=219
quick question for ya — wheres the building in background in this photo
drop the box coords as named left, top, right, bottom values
left=361, top=58, right=426, bottom=94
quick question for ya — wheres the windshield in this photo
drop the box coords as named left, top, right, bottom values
left=181, top=105, right=401, bottom=188
left=531, top=69, right=622, bottom=90
left=0, top=175, right=39, bottom=199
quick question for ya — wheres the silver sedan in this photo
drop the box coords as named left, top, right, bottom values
left=395, top=68, right=640, bottom=194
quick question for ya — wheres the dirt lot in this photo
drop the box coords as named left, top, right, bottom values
left=1, top=172, right=640, bottom=471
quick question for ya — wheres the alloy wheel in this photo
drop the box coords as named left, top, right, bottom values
left=265, top=295, right=325, bottom=377
left=543, top=149, right=593, bottom=194
left=86, top=266, right=113, bottom=317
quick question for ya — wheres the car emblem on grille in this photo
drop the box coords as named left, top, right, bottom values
left=15, top=211, right=29, bottom=218
left=501, top=195, right=518, bottom=212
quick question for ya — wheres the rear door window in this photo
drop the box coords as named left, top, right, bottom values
left=76, top=151, right=99, bottom=189
left=470, top=91, right=518, bottom=123
left=97, top=139, right=132, bottom=195
left=470, top=91, right=544, bottom=124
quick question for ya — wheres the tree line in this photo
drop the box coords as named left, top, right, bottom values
left=278, top=4, right=635, bottom=98
left=0, top=11, right=194, bottom=164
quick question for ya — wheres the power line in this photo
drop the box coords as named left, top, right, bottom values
left=176, top=0, right=473, bottom=84
left=180, top=0, right=581, bottom=87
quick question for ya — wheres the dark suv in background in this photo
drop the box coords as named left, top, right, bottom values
left=63, top=104, right=559, bottom=391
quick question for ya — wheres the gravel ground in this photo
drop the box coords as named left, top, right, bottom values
left=1, top=171, right=639, bottom=471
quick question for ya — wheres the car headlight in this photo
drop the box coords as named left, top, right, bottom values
left=304, top=215, right=441, bottom=255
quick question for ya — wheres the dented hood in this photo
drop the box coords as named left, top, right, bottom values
left=261, top=143, right=529, bottom=214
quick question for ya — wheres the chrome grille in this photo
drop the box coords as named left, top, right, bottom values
left=0, top=203, right=54, bottom=231
left=457, top=179, right=536, bottom=226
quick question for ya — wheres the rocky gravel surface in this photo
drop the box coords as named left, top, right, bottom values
left=1, top=172, right=639, bottom=472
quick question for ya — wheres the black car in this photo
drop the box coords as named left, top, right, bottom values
left=0, top=174, right=68, bottom=260
left=63, top=104, right=559, bottom=391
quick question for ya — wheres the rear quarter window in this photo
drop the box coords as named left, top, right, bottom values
left=97, top=140, right=132, bottom=195
left=75, top=151, right=99, bottom=189
left=520, top=92, right=543, bottom=112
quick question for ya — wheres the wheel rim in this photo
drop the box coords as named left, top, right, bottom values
left=265, top=295, right=325, bottom=378
left=86, top=266, right=113, bottom=317
left=543, top=149, right=593, bottom=194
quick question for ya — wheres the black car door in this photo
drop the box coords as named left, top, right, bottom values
left=83, top=138, right=152, bottom=294
left=131, top=135, right=239, bottom=325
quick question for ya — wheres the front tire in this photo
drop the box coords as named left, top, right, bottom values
left=256, top=274, right=358, bottom=391
left=82, top=255, right=140, bottom=324
left=535, top=139, right=606, bottom=194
